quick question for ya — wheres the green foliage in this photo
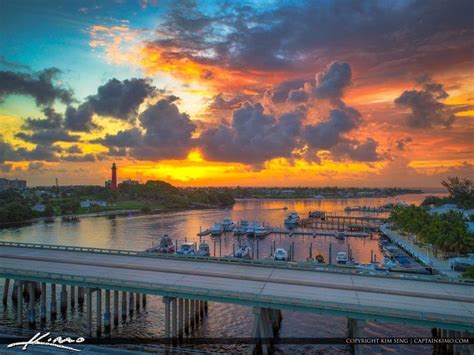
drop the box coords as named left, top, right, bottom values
left=463, top=266, right=474, bottom=279
left=390, top=206, right=474, bottom=255
left=423, top=176, right=474, bottom=209
left=0, top=190, right=34, bottom=223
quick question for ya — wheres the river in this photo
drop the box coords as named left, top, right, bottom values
left=0, top=194, right=441, bottom=354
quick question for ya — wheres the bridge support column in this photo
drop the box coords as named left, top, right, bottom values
left=129, top=292, right=134, bottom=317
left=96, top=289, right=102, bottom=336
left=121, top=291, right=127, bottom=321
left=248, top=307, right=277, bottom=355
left=60, top=284, right=67, bottom=314
left=86, top=288, right=92, bottom=337
left=178, top=298, right=184, bottom=339
left=347, top=318, right=365, bottom=355
left=50, top=283, right=57, bottom=319
left=184, top=298, right=190, bottom=334
left=190, top=299, right=195, bottom=330
left=70, top=286, right=75, bottom=308
left=78, top=287, right=85, bottom=307
left=135, top=292, right=140, bottom=313
left=104, top=290, right=111, bottom=333
left=172, top=297, right=178, bottom=344
left=16, top=281, right=23, bottom=327
left=2, top=279, right=10, bottom=306
left=142, top=293, right=146, bottom=308
left=204, top=300, right=208, bottom=315
left=40, top=282, right=47, bottom=322
left=11, top=280, right=18, bottom=303
left=28, top=282, right=36, bottom=327
left=163, top=296, right=171, bottom=338
left=113, top=290, right=119, bottom=327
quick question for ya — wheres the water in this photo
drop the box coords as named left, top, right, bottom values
left=0, top=194, right=438, bottom=354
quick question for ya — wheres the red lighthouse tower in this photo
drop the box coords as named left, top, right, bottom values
left=111, top=163, right=117, bottom=190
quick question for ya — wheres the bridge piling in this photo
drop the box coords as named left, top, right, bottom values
left=50, top=283, right=57, bottom=319
left=248, top=307, right=276, bottom=355
left=87, top=288, right=92, bottom=337
left=78, top=286, right=84, bottom=306
left=184, top=298, right=189, bottom=334
left=2, top=279, right=10, bottom=306
left=172, top=297, right=178, bottom=344
left=40, top=282, right=46, bottom=322
left=190, top=298, right=195, bottom=330
left=60, top=284, right=67, bottom=314
left=129, top=292, right=134, bottom=317
left=142, top=293, right=146, bottom=308
left=121, top=291, right=127, bottom=321
left=163, top=296, right=171, bottom=338
left=70, top=286, right=75, bottom=308
left=178, top=298, right=184, bottom=339
left=96, top=289, right=102, bottom=336
left=11, top=280, right=18, bottom=304
left=135, top=292, right=140, bottom=313
left=28, top=282, right=35, bottom=327
left=16, top=281, right=23, bottom=327
left=113, top=290, right=119, bottom=326
left=104, top=290, right=111, bottom=333
left=347, top=318, right=365, bottom=355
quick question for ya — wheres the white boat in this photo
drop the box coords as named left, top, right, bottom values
left=273, top=248, right=288, bottom=261
left=197, top=242, right=210, bottom=256
left=234, top=245, right=251, bottom=258
left=314, top=194, right=324, bottom=200
left=157, top=235, right=176, bottom=253
left=336, top=251, right=349, bottom=264
left=210, top=223, right=223, bottom=236
left=383, top=257, right=396, bottom=269
left=176, top=242, right=195, bottom=255
left=254, top=225, right=271, bottom=237
left=233, top=220, right=249, bottom=236
left=221, top=217, right=235, bottom=232
left=245, top=221, right=259, bottom=237
left=284, top=212, right=300, bottom=226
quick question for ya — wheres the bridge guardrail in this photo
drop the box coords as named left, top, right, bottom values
left=0, top=266, right=472, bottom=331
left=0, top=240, right=467, bottom=284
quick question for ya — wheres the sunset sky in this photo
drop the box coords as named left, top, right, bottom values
left=0, top=0, right=473, bottom=187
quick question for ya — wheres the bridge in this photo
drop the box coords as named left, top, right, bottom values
left=1, top=241, right=473, bottom=354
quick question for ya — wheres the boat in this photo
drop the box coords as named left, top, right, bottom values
left=245, top=221, right=259, bottom=237
left=157, top=235, right=176, bottom=253
left=254, top=225, right=271, bottom=237
left=221, top=217, right=235, bottom=232
left=313, top=194, right=324, bottom=200
left=210, top=223, right=223, bottom=237
left=335, top=232, right=345, bottom=240
left=383, top=257, right=396, bottom=269
left=234, top=245, right=251, bottom=258
left=309, top=211, right=325, bottom=219
left=273, top=248, right=288, bottom=261
left=176, top=242, right=196, bottom=255
left=196, top=242, right=210, bottom=257
left=233, top=220, right=249, bottom=236
left=336, top=251, right=349, bottom=264
left=284, top=212, right=300, bottom=226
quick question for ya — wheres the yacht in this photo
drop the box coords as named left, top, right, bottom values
left=383, top=257, right=396, bottom=269
left=284, top=212, right=300, bottom=226
left=254, top=225, right=271, bottom=237
left=336, top=251, right=349, bottom=264
left=157, top=235, right=176, bottom=253
left=245, top=221, right=259, bottom=237
left=196, top=242, right=210, bottom=257
left=234, top=245, right=251, bottom=258
left=176, top=242, right=196, bottom=255
left=309, top=210, right=325, bottom=219
left=210, top=223, right=223, bottom=237
left=273, top=248, right=288, bottom=261
left=221, top=217, right=235, bottom=232
left=233, top=220, right=249, bottom=236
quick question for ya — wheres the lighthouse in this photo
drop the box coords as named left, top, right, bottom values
left=111, top=163, right=117, bottom=190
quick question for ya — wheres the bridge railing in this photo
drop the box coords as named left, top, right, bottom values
left=0, top=240, right=467, bottom=284
left=0, top=266, right=472, bottom=331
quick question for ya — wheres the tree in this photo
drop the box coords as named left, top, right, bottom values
left=441, top=177, right=474, bottom=209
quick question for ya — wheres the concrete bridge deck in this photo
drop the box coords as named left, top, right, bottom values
left=1, top=244, right=473, bottom=332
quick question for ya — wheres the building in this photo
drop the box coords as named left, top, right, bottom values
left=111, top=163, right=117, bottom=190
left=121, top=179, right=140, bottom=186
left=0, top=178, right=27, bottom=191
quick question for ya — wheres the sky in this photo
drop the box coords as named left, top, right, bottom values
left=0, top=0, right=473, bottom=187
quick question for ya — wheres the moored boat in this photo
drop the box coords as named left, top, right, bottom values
left=234, top=245, right=251, bottom=258
left=197, top=242, right=210, bottom=256
left=336, top=251, right=349, bottom=264
left=254, top=225, right=271, bottom=237
left=221, top=217, right=235, bottom=232
left=157, top=234, right=176, bottom=253
left=233, top=220, right=249, bottom=236
left=273, top=248, right=288, bottom=261
left=210, top=223, right=223, bottom=237
left=176, top=242, right=196, bottom=255
left=284, top=212, right=300, bottom=227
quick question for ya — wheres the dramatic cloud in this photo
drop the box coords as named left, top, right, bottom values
left=93, top=128, right=142, bottom=148
left=200, top=103, right=303, bottom=165
left=0, top=68, right=73, bottom=107
left=61, top=153, right=95, bottom=162
left=86, top=78, right=155, bottom=121
left=22, top=107, right=63, bottom=130
left=270, top=79, right=307, bottom=103
left=208, top=93, right=252, bottom=111
left=330, top=138, right=382, bottom=162
left=304, top=106, right=362, bottom=150
left=396, top=137, right=412, bottom=151
left=64, top=103, right=97, bottom=132
left=314, top=62, right=351, bottom=102
left=16, top=129, right=80, bottom=145
left=394, top=77, right=456, bottom=128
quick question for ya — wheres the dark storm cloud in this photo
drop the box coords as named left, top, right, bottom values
left=208, top=93, right=252, bottom=111
left=61, top=153, right=95, bottom=162
left=313, top=62, right=352, bottom=101
left=15, top=145, right=59, bottom=162
left=86, top=78, right=155, bottom=121
left=94, top=100, right=196, bottom=160
left=303, top=106, right=362, bottom=150
left=22, top=107, right=63, bottom=130
left=330, top=138, right=382, bottom=162
left=65, top=145, right=82, bottom=154
left=0, top=163, right=12, bottom=172
left=287, top=89, right=309, bottom=103
left=396, top=137, right=412, bottom=151
left=394, top=78, right=456, bottom=128
left=150, top=1, right=473, bottom=78
left=0, top=139, right=22, bottom=163
left=0, top=68, right=73, bottom=107
left=269, top=79, right=307, bottom=103
left=16, top=129, right=80, bottom=145
left=199, top=103, right=303, bottom=165
left=64, top=103, right=97, bottom=132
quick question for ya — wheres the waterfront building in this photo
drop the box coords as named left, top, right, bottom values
left=0, top=178, right=27, bottom=191
left=121, top=179, right=140, bottom=186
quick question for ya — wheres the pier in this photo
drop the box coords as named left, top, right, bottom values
left=0, top=241, right=473, bottom=354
